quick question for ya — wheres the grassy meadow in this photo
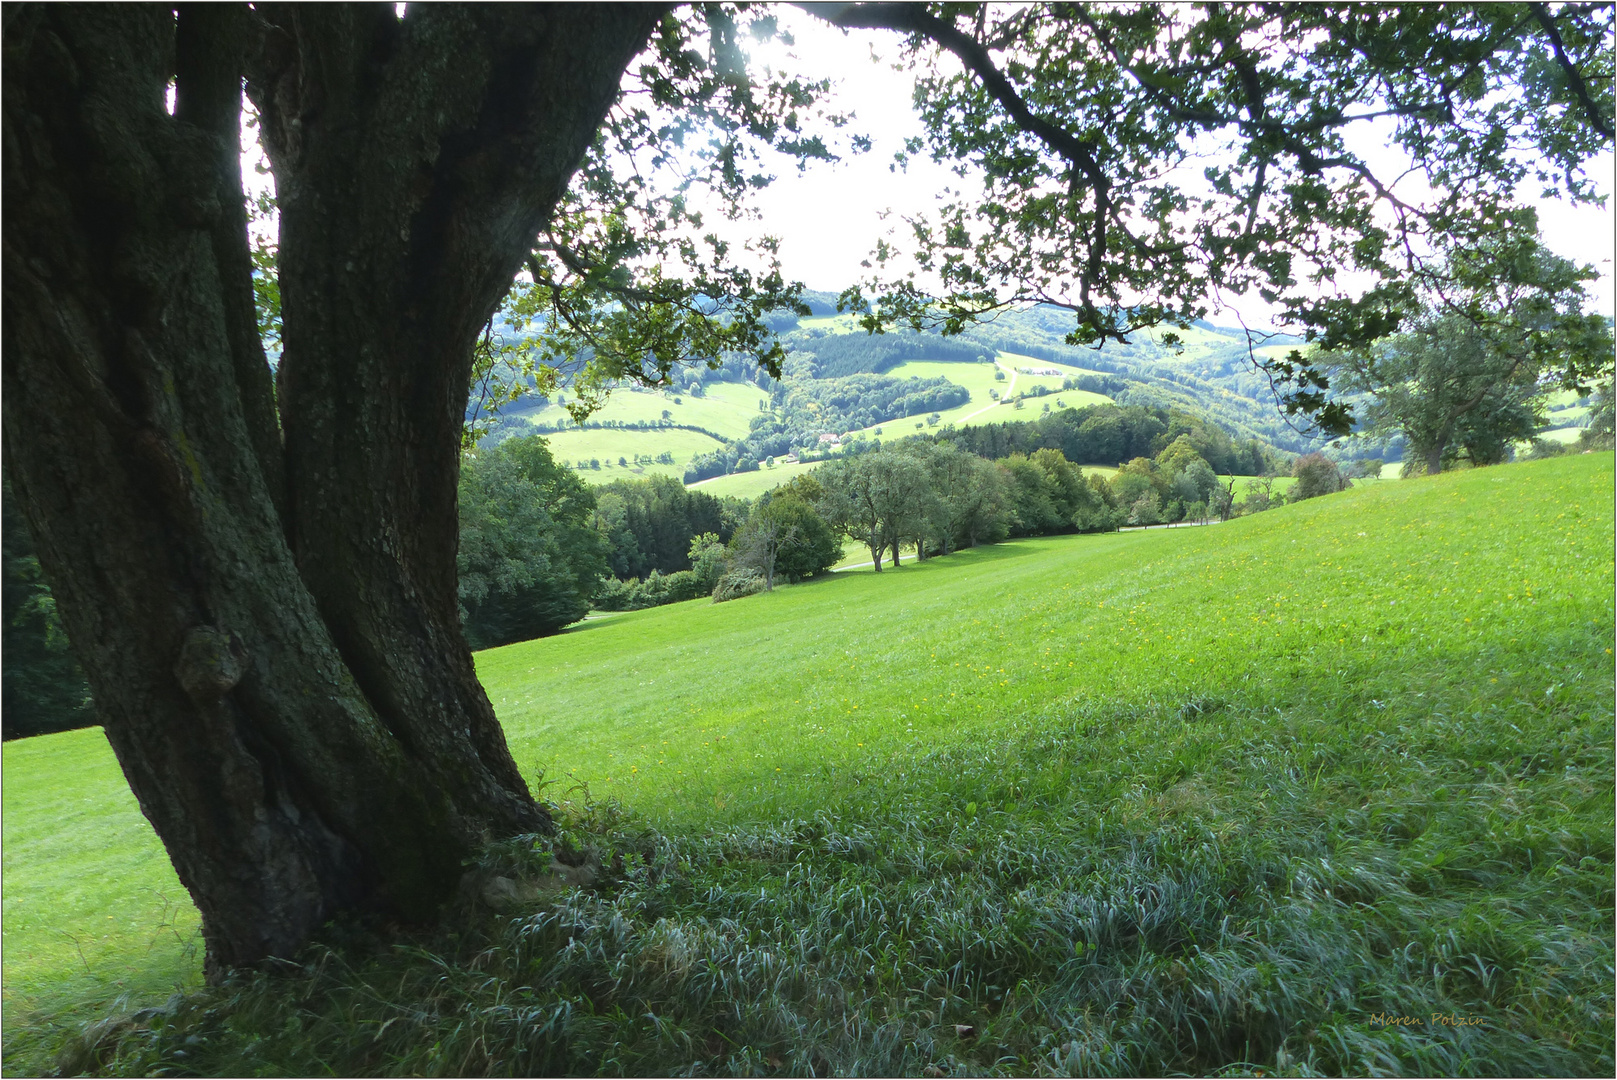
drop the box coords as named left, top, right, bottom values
left=687, top=459, right=827, bottom=500
left=503, top=382, right=767, bottom=484
left=3, top=454, right=1612, bottom=1076
left=856, top=355, right=1112, bottom=434
left=513, top=381, right=768, bottom=443
left=2, top=731, right=204, bottom=1036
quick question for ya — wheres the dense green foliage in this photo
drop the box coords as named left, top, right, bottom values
left=795, top=327, right=982, bottom=378
left=1330, top=255, right=1615, bottom=474
left=997, top=448, right=1115, bottom=536
left=9, top=454, right=1610, bottom=1076
left=1290, top=452, right=1351, bottom=501
left=728, top=492, right=842, bottom=589
left=457, top=438, right=609, bottom=649
left=816, top=441, right=1113, bottom=568
left=1, top=479, right=92, bottom=739
left=940, top=402, right=1286, bottom=474
left=593, top=485, right=840, bottom=610
left=593, top=475, right=742, bottom=580
left=832, top=4, right=1612, bottom=434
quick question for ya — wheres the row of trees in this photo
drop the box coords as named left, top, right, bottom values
left=809, top=442, right=1101, bottom=569
left=592, top=488, right=842, bottom=609
left=940, top=403, right=1290, bottom=477
left=810, top=418, right=1368, bottom=560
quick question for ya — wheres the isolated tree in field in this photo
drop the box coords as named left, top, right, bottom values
left=1346, top=459, right=1385, bottom=481
left=1210, top=476, right=1238, bottom=523
left=730, top=494, right=839, bottom=587
left=4, top=2, right=1611, bottom=973
left=1329, top=248, right=1613, bottom=475
left=1238, top=476, right=1284, bottom=516
left=1289, top=454, right=1350, bottom=502
left=1337, top=314, right=1543, bottom=475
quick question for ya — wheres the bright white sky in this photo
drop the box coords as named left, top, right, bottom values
left=706, top=9, right=1615, bottom=332
left=246, top=9, right=1614, bottom=332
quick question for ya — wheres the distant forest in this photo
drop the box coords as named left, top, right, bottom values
left=684, top=373, right=970, bottom=482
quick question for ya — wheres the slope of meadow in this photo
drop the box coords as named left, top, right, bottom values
left=3, top=454, right=1612, bottom=1076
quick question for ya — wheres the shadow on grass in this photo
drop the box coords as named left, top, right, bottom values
left=839, top=534, right=1116, bottom=573
left=524, top=534, right=1111, bottom=647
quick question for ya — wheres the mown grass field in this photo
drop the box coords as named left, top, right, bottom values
left=859, top=356, right=1112, bottom=433
left=539, top=426, right=726, bottom=483
left=485, top=455, right=1609, bottom=826
left=873, top=358, right=1112, bottom=433
left=507, top=381, right=765, bottom=484
left=3, top=454, right=1611, bottom=1076
left=1538, top=425, right=1588, bottom=445
left=512, top=381, right=768, bottom=443
left=2, top=732, right=203, bottom=1036
left=687, top=459, right=826, bottom=500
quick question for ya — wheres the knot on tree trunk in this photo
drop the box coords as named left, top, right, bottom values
left=174, top=625, right=248, bottom=701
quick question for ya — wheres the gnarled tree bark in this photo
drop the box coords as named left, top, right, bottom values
left=2, top=2, right=665, bottom=974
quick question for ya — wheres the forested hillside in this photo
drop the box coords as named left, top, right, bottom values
left=478, top=291, right=1360, bottom=488
left=683, top=372, right=971, bottom=482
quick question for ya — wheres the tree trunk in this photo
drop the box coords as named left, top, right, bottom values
left=761, top=535, right=777, bottom=591
left=1423, top=440, right=1446, bottom=476
left=3, top=3, right=664, bottom=974
left=890, top=537, right=902, bottom=567
left=868, top=529, right=883, bottom=571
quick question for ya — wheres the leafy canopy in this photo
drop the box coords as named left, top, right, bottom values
left=251, top=4, right=1614, bottom=441
left=1327, top=240, right=1615, bottom=469
left=819, top=3, right=1612, bottom=435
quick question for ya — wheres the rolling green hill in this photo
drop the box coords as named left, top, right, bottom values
left=4, top=455, right=1612, bottom=1075
left=479, top=296, right=1597, bottom=498
left=481, top=299, right=1343, bottom=492
left=512, top=380, right=768, bottom=443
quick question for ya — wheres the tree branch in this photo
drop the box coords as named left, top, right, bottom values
left=175, top=3, right=287, bottom=523
left=1528, top=2, right=1614, bottom=140
left=801, top=1, right=1114, bottom=297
